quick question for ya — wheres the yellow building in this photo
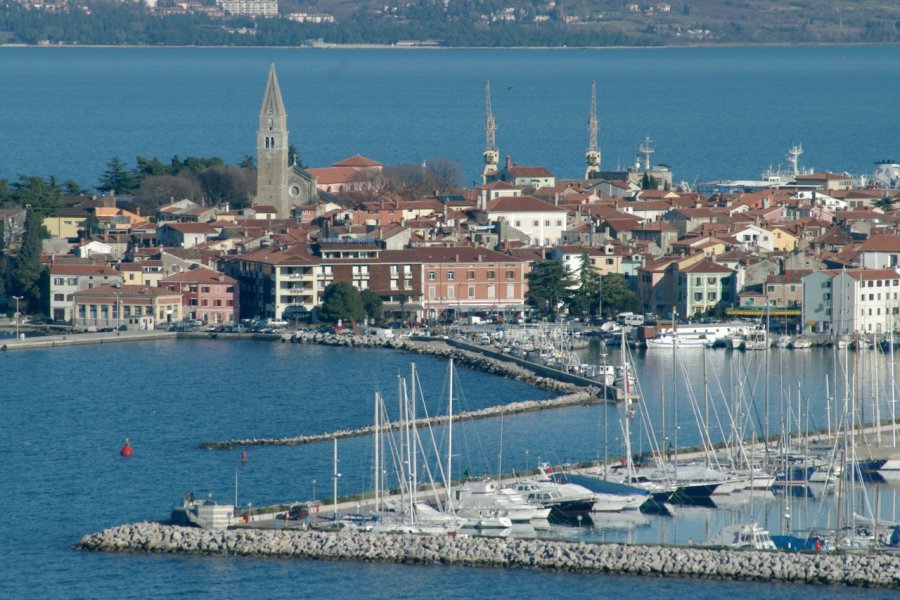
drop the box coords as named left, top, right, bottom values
left=769, top=226, right=799, bottom=252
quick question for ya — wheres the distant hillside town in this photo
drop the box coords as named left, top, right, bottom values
left=2, top=64, right=900, bottom=340
left=1, top=0, right=898, bottom=46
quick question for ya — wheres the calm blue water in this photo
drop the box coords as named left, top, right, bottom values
left=2, top=338, right=898, bottom=598
left=1, top=46, right=899, bottom=186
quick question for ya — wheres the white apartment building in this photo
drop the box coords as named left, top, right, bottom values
left=831, top=268, right=900, bottom=335
left=484, top=196, right=568, bottom=247
left=217, top=0, right=277, bottom=17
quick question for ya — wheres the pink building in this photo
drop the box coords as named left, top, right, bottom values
left=160, top=268, right=239, bottom=324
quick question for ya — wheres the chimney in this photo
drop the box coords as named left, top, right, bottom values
left=505, top=155, right=511, bottom=170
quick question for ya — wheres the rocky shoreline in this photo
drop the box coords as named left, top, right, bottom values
left=76, top=522, right=900, bottom=588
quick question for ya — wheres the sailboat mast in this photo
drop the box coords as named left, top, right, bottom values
left=447, top=358, right=454, bottom=507
left=892, top=320, right=897, bottom=448
left=622, top=327, right=635, bottom=482
left=410, top=363, right=418, bottom=507
left=374, top=392, right=380, bottom=512
left=333, top=437, right=339, bottom=519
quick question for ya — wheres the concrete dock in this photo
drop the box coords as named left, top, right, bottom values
left=1, top=330, right=176, bottom=351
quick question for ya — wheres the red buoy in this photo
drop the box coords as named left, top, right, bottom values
left=120, top=438, right=133, bottom=458
left=241, top=449, right=248, bottom=464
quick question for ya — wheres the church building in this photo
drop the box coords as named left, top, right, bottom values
left=255, top=64, right=317, bottom=218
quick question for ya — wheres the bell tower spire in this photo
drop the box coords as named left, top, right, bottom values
left=482, top=80, right=499, bottom=185
left=585, top=80, right=601, bottom=180
left=256, top=63, right=291, bottom=217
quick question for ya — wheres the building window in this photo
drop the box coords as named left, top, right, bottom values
left=390, top=280, right=398, bottom=290
left=53, top=293, right=64, bottom=301
left=53, top=277, right=64, bottom=285
left=556, top=220, right=562, bottom=226
left=428, top=286, right=436, bottom=300
left=507, top=284, right=515, bottom=299
left=468, top=286, right=475, bottom=298
left=487, top=284, right=495, bottom=299
left=507, top=270, right=514, bottom=279
left=468, top=271, right=475, bottom=279
left=694, top=292, right=703, bottom=301
left=201, top=286, right=210, bottom=293
left=447, top=271, right=455, bottom=280
left=447, top=287, right=455, bottom=300
left=533, top=220, right=539, bottom=227
left=487, top=271, right=496, bottom=280
left=428, top=271, right=436, bottom=280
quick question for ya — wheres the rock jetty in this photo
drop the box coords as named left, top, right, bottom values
left=200, top=333, right=605, bottom=451
left=201, top=391, right=595, bottom=449
left=77, top=522, right=900, bottom=588
left=288, top=332, right=594, bottom=395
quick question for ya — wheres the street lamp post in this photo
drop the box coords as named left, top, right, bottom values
left=12, top=295, right=23, bottom=339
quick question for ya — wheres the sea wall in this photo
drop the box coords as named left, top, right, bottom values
left=76, top=522, right=900, bottom=588
left=202, top=333, right=603, bottom=450
left=288, top=332, right=598, bottom=395
left=200, top=390, right=595, bottom=449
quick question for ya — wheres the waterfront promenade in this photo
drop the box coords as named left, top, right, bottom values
left=0, top=329, right=175, bottom=351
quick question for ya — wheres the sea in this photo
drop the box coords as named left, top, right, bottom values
left=2, top=336, right=899, bottom=599
left=1, top=45, right=899, bottom=186
left=2, top=45, right=900, bottom=598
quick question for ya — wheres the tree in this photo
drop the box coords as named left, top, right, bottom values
left=874, top=195, right=895, bottom=212
left=97, top=157, right=137, bottom=194
left=565, top=251, right=603, bottom=319
left=425, top=156, right=464, bottom=193
left=641, top=172, right=658, bottom=190
left=526, top=261, right=573, bottom=318
left=12, top=175, right=62, bottom=218
left=288, top=144, right=307, bottom=169
left=239, top=155, right=256, bottom=169
left=599, top=273, right=640, bottom=317
left=198, top=164, right=255, bottom=207
left=63, top=180, right=88, bottom=196
left=319, top=281, right=366, bottom=323
left=382, top=163, right=432, bottom=200
left=360, top=289, right=384, bottom=322
left=134, top=174, right=204, bottom=208
left=10, top=208, right=48, bottom=314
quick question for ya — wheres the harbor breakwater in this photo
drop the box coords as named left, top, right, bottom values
left=77, top=522, right=900, bottom=588
left=201, top=390, right=595, bottom=449
left=202, top=333, right=602, bottom=450
left=287, top=332, right=599, bottom=395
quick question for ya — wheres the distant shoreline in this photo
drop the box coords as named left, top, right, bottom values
left=1, top=41, right=897, bottom=51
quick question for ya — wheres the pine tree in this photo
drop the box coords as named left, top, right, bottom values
left=10, top=208, right=47, bottom=314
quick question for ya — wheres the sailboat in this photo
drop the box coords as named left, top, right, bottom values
left=370, top=364, right=466, bottom=535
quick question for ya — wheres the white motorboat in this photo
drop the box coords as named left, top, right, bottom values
left=707, top=522, right=776, bottom=550
left=451, top=479, right=536, bottom=523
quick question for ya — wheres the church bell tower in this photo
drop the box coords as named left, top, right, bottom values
left=256, top=64, right=291, bottom=218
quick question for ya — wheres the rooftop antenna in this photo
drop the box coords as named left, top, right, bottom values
left=639, top=136, right=655, bottom=171
left=482, top=81, right=499, bottom=184
left=585, top=80, right=601, bottom=180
